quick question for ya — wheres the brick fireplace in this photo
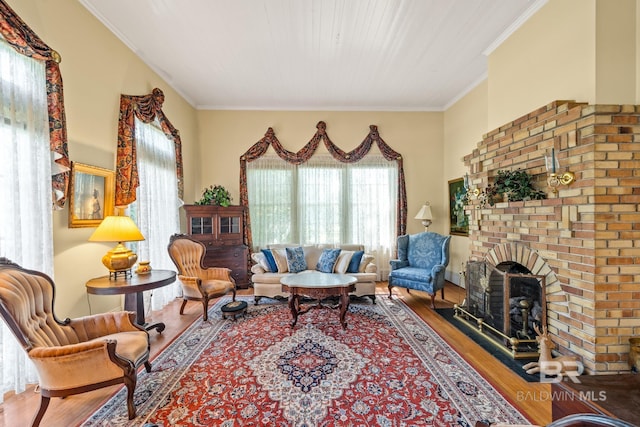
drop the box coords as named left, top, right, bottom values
left=463, top=100, right=640, bottom=374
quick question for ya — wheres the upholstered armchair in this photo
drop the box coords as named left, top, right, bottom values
left=0, top=258, right=151, bottom=427
left=167, top=234, right=237, bottom=321
left=388, top=231, right=451, bottom=309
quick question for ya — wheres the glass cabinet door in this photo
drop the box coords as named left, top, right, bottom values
left=219, top=215, right=240, bottom=234
left=190, top=216, right=213, bottom=235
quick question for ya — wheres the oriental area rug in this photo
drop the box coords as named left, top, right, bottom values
left=82, top=297, right=531, bottom=427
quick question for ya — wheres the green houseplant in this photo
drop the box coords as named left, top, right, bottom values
left=483, top=169, right=545, bottom=206
left=195, top=185, right=232, bottom=207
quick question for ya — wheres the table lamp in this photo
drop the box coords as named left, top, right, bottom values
left=89, top=215, right=145, bottom=279
left=414, top=202, right=433, bottom=231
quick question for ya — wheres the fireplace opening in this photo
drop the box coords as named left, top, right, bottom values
left=457, top=260, right=547, bottom=358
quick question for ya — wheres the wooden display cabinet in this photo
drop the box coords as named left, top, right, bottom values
left=183, top=205, right=249, bottom=288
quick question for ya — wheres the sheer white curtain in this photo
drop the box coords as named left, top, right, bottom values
left=247, top=152, right=397, bottom=279
left=128, top=117, right=181, bottom=311
left=247, top=154, right=295, bottom=246
left=0, top=37, right=52, bottom=400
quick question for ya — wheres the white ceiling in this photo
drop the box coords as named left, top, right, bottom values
left=79, top=0, right=546, bottom=111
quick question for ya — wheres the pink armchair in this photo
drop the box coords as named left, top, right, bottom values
left=0, top=258, right=151, bottom=427
left=167, top=234, right=237, bottom=321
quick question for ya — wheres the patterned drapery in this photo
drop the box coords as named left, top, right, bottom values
left=0, top=0, right=69, bottom=209
left=239, top=121, right=407, bottom=249
left=116, top=88, right=184, bottom=207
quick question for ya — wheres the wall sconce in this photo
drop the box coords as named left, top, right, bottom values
left=464, top=173, right=480, bottom=198
left=414, top=202, right=433, bottom=231
left=545, top=148, right=575, bottom=194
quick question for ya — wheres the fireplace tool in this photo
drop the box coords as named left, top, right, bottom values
left=516, top=299, right=532, bottom=340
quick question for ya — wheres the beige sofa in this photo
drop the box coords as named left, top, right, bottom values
left=251, top=243, right=377, bottom=305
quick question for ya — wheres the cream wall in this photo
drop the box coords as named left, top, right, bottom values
left=195, top=110, right=445, bottom=238
left=488, top=0, right=636, bottom=129
left=442, top=81, right=488, bottom=288
left=488, top=0, right=597, bottom=129
left=13, top=0, right=198, bottom=318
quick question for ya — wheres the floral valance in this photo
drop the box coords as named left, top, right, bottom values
left=0, top=0, right=69, bottom=209
left=115, top=88, right=184, bottom=207
left=239, top=121, right=407, bottom=248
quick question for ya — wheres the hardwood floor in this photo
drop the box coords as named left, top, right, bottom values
left=0, top=282, right=551, bottom=427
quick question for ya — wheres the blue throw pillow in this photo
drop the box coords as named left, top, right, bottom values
left=261, top=249, right=278, bottom=272
left=346, top=250, right=364, bottom=273
left=316, top=248, right=341, bottom=273
left=285, top=246, right=307, bottom=273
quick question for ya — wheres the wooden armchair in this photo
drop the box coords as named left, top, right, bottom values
left=0, top=258, right=151, bottom=427
left=167, top=234, right=236, bottom=321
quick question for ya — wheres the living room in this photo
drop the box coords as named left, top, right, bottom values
left=1, top=0, right=638, bottom=426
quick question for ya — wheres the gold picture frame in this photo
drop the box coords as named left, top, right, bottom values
left=68, top=162, right=115, bottom=228
left=448, top=177, right=469, bottom=236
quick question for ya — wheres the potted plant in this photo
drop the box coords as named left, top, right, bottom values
left=195, top=185, right=232, bottom=207
left=483, top=169, right=545, bottom=206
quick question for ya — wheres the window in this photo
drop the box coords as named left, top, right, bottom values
left=247, top=153, right=397, bottom=279
left=127, top=118, right=181, bottom=311
left=0, top=36, right=51, bottom=400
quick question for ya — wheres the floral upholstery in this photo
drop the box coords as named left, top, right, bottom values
left=388, top=232, right=451, bottom=308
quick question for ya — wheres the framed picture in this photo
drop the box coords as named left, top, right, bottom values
left=68, top=162, right=115, bottom=228
left=448, top=177, right=469, bottom=236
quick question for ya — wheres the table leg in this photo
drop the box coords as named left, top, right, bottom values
left=289, top=294, right=299, bottom=328
left=124, top=292, right=166, bottom=334
left=339, top=291, right=350, bottom=329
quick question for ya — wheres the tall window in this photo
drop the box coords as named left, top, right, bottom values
left=247, top=153, right=397, bottom=279
left=127, top=117, right=181, bottom=311
left=0, top=36, right=50, bottom=400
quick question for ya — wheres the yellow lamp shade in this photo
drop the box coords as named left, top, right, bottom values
left=89, top=216, right=145, bottom=278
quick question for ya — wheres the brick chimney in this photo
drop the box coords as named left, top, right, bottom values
left=464, top=100, right=640, bottom=374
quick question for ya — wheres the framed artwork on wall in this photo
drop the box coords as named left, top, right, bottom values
left=448, top=177, right=469, bottom=236
left=68, top=162, right=115, bottom=228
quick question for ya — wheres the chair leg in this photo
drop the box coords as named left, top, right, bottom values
left=388, top=283, right=394, bottom=298
left=430, top=294, right=436, bottom=309
left=31, top=395, right=50, bottom=427
left=124, top=372, right=137, bottom=420
left=179, top=298, right=188, bottom=315
left=202, top=297, right=209, bottom=321
left=254, top=296, right=262, bottom=305
left=144, top=361, right=152, bottom=373
left=441, top=288, right=445, bottom=299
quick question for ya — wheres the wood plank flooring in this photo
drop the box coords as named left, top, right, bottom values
left=0, top=282, right=551, bottom=427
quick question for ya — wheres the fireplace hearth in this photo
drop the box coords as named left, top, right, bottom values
left=455, top=260, right=546, bottom=359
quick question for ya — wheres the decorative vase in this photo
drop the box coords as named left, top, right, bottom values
left=136, top=261, right=152, bottom=275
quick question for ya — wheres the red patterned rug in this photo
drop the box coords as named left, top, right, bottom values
left=82, top=297, right=531, bottom=426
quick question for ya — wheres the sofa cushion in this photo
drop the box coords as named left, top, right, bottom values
left=261, top=249, right=278, bottom=272
left=271, top=249, right=289, bottom=273
left=316, top=248, right=341, bottom=273
left=303, top=246, right=323, bottom=270
left=359, top=254, right=375, bottom=272
left=347, top=250, right=364, bottom=273
left=389, top=266, right=433, bottom=283
left=285, top=246, right=307, bottom=273
left=251, top=252, right=272, bottom=272
left=333, top=250, right=354, bottom=273
left=252, top=270, right=376, bottom=285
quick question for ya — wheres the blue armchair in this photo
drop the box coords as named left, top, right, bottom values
left=388, top=231, right=451, bottom=308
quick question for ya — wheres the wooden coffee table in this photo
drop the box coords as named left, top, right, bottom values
left=280, top=272, right=357, bottom=329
